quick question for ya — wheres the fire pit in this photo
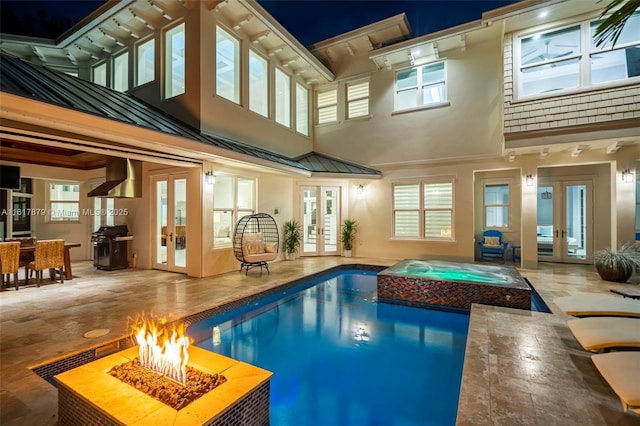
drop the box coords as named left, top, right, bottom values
left=55, top=316, right=272, bottom=425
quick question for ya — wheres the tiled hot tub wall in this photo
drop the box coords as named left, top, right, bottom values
left=377, top=274, right=531, bottom=310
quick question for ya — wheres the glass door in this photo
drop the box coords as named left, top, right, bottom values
left=153, top=173, right=188, bottom=273
left=537, top=181, right=592, bottom=263
left=301, top=186, right=340, bottom=256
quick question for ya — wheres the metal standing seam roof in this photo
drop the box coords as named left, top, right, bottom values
left=0, top=54, right=381, bottom=176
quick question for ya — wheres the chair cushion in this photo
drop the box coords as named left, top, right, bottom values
left=483, top=236, right=502, bottom=248
left=265, top=242, right=277, bottom=253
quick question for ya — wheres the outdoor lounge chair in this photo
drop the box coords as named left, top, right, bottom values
left=554, top=294, right=640, bottom=318
left=567, top=317, right=640, bottom=352
left=592, top=351, right=640, bottom=413
left=477, top=229, right=508, bottom=262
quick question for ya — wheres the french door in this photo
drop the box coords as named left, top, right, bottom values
left=301, top=186, right=340, bottom=256
left=537, top=180, right=592, bottom=264
left=152, top=173, right=187, bottom=273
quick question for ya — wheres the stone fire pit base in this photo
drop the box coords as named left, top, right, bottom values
left=55, top=346, right=272, bottom=425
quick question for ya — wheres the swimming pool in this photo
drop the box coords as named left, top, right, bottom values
left=189, top=269, right=470, bottom=426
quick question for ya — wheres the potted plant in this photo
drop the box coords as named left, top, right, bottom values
left=283, top=220, right=302, bottom=260
left=594, top=242, right=640, bottom=283
left=340, top=218, right=358, bottom=257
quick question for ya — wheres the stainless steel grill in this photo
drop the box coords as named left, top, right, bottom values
left=91, top=225, right=132, bottom=270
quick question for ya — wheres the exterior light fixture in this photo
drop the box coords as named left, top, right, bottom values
left=525, top=174, right=534, bottom=187
left=357, top=184, right=365, bottom=195
left=622, top=169, right=634, bottom=183
left=205, top=171, right=216, bottom=185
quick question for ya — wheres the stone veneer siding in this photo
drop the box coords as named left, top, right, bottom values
left=502, top=34, right=640, bottom=135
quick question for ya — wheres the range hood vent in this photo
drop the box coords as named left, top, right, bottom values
left=88, top=158, right=142, bottom=198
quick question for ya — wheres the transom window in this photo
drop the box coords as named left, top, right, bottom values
left=213, top=175, right=256, bottom=246
left=216, top=26, right=240, bottom=104
left=347, top=80, right=369, bottom=119
left=48, top=183, right=80, bottom=222
left=517, top=11, right=640, bottom=98
left=484, top=184, right=510, bottom=228
left=393, top=181, right=454, bottom=239
left=249, top=50, right=268, bottom=116
left=317, top=87, right=337, bottom=124
left=137, top=38, right=155, bottom=86
left=395, top=62, right=446, bottom=111
left=165, top=23, right=185, bottom=98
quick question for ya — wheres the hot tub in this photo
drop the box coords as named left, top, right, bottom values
left=377, top=259, right=531, bottom=310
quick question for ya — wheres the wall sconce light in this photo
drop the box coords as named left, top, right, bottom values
left=357, top=184, right=365, bottom=196
left=525, top=174, right=534, bottom=187
left=622, top=168, right=634, bottom=183
left=205, top=171, right=216, bottom=185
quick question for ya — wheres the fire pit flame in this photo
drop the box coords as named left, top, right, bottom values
left=132, top=314, right=191, bottom=385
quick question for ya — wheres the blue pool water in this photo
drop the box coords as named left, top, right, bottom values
left=191, top=270, right=470, bottom=426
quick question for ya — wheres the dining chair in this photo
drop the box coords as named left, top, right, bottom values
left=0, top=241, right=21, bottom=290
left=26, top=239, right=65, bottom=287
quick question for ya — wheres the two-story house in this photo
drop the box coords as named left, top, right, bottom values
left=0, top=0, right=638, bottom=277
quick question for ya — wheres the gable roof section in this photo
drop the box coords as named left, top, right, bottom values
left=0, top=54, right=380, bottom=177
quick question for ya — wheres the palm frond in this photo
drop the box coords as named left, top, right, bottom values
left=594, top=0, right=640, bottom=47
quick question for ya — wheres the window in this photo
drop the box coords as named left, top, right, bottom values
left=113, top=51, right=129, bottom=92
left=213, top=175, right=256, bottom=246
left=216, top=26, right=240, bottom=104
left=93, top=63, right=107, bottom=86
left=520, top=26, right=581, bottom=97
left=49, top=183, right=80, bottom=222
left=92, top=197, right=115, bottom=231
left=165, top=23, right=185, bottom=98
left=484, top=184, right=510, bottom=228
left=347, top=80, right=369, bottom=119
left=317, top=87, right=337, bottom=124
left=393, top=181, right=453, bottom=239
left=249, top=50, right=268, bottom=116
left=395, top=62, right=445, bottom=110
left=275, top=68, right=290, bottom=127
left=137, top=38, right=155, bottom=86
left=590, top=12, right=640, bottom=85
left=295, top=83, right=309, bottom=135
left=517, top=11, right=640, bottom=98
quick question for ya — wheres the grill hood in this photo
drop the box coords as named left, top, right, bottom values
left=88, top=158, right=142, bottom=198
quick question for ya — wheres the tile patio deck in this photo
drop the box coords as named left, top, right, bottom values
left=1, top=257, right=639, bottom=425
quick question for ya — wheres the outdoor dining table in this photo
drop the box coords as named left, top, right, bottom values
left=19, top=242, right=82, bottom=280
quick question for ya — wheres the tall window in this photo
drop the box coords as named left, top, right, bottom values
left=165, top=23, right=185, bottom=98
left=316, top=87, right=337, bottom=124
left=295, top=83, right=309, bottom=135
left=395, top=62, right=445, bottom=110
left=216, top=26, right=240, bottom=104
left=48, top=183, right=80, bottom=222
left=275, top=68, right=290, bottom=127
left=347, top=80, right=369, bottom=119
left=393, top=181, right=454, bottom=239
left=93, top=62, right=107, bottom=87
left=517, top=12, right=640, bottom=98
left=137, top=38, right=155, bottom=86
left=113, top=51, right=129, bottom=92
left=249, top=50, right=268, bottom=116
left=92, top=197, right=115, bottom=231
left=484, top=184, right=510, bottom=228
left=213, top=175, right=256, bottom=246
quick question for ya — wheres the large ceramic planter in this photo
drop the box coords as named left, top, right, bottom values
left=595, top=263, right=633, bottom=283
left=343, top=250, right=352, bottom=258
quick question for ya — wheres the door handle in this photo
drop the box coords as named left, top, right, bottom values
left=555, top=229, right=559, bottom=238
left=562, top=230, right=566, bottom=238
left=169, top=232, right=173, bottom=242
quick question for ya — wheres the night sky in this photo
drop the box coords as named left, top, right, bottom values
left=1, top=0, right=520, bottom=46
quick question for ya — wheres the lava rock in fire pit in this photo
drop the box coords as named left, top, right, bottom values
left=108, top=357, right=227, bottom=410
